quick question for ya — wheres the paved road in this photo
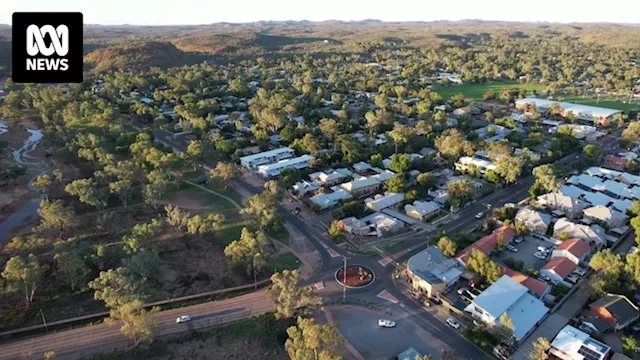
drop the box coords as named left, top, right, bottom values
left=0, top=291, right=273, bottom=360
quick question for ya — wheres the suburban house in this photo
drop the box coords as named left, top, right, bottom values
left=500, top=266, right=550, bottom=299
left=293, top=180, right=321, bottom=196
left=428, top=189, right=450, bottom=206
left=549, top=325, right=611, bottom=360
left=339, top=177, right=382, bottom=196
left=240, top=147, right=295, bottom=170
left=407, top=246, right=463, bottom=298
left=540, top=257, right=577, bottom=285
left=589, top=294, right=640, bottom=331
left=456, top=226, right=517, bottom=265
left=551, top=238, right=591, bottom=265
left=583, top=205, right=628, bottom=227
left=455, top=156, right=497, bottom=176
left=352, top=161, right=374, bottom=175
left=257, top=155, right=314, bottom=178
left=309, top=169, right=353, bottom=186
left=404, top=200, right=441, bottom=221
left=365, top=192, right=405, bottom=212
left=309, top=188, right=353, bottom=210
left=341, top=212, right=404, bottom=237
left=537, top=193, right=588, bottom=218
left=515, top=208, right=552, bottom=234
left=515, top=97, right=622, bottom=125
left=553, top=218, right=607, bottom=247
left=464, top=275, right=549, bottom=340
left=602, top=155, right=628, bottom=171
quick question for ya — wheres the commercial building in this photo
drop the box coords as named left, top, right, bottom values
left=257, top=155, right=314, bottom=178
left=464, top=275, right=549, bottom=340
left=549, top=325, right=611, bottom=360
left=457, top=226, right=517, bottom=265
left=551, top=238, right=591, bottom=265
left=407, top=246, right=463, bottom=298
left=515, top=97, right=622, bottom=125
left=540, top=257, right=577, bottom=285
left=240, top=147, right=295, bottom=170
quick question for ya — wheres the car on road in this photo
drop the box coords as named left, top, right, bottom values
left=176, top=315, right=192, bottom=323
left=378, top=319, right=396, bottom=328
left=475, top=212, right=485, bottom=219
left=506, top=244, right=518, bottom=252
left=446, top=317, right=461, bottom=329
left=513, top=236, right=524, bottom=244
left=534, top=251, right=547, bottom=260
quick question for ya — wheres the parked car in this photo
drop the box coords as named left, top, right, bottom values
left=423, top=300, right=431, bottom=307
left=631, top=323, right=640, bottom=332
left=446, top=317, right=461, bottom=329
left=537, top=246, right=550, bottom=253
left=506, top=244, right=518, bottom=252
left=378, top=319, right=396, bottom=328
left=566, top=273, right=580, bottom=284
left=573, top=267, right=587, bottom=276
left=513, top=236, right=524, bottom=244
left=534, top=251, right=547, bottom=260
left=457, top=287, right=468, bottom=295
left=537, top=274, right=551, bottom=282
left=578, top=323, right=595, bottom=334
left=475, top=212, right=485, bottom=219
left=430, top=297, right=443, bottom=305
left=176, top=315, right=192, bottom=323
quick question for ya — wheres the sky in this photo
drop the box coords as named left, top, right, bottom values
left=2, top=0, right=640, bottom=25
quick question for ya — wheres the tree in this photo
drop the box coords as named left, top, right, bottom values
left=327, top=220, right=345, bottom=242
left=2, top=254, right=43, bottom=308
left=483, top=90, right=495, bottom=101
left=389, top=153, right=411, bottom=173
left=186, top=213, right=225, bottom=235
left=107, top=298, right=156, bottom=346
left=448, top=179, right=474, bottom=208
left=590, top=249, right=624, bottom=278
left=436, top=236, right=457, bottom=257
left=32, top=174, right=52, bottom=199
left=37, top=199, right=75, bottom=235
left=632, top=216, right=640, bottom=243
left=385, top=175, right=406, bottom=193
left=417, top=172, right=436, bottom=190
left=529, top=337, right=550, bottom=360
left=54, top=251, right=89, bottom=291
left=123, top=251, right=161, bottom=282
left=495, top=156, right=525, bottom=184
left=532, top=164, right=560, bottom=194
left=342, top=201, right=364, bottom=218
left=144, top=169, right=171, bottom=206
left=370, top=153, right=383, bottom=168
left=65, top=178, right=108, bottom=212
left=208, top=162, right=241, bottom=187
left=387, top=124, right=415, bottom=153
left=89, top=267, right=139, bottom=309
left=164, top=205, right=190, bottom=235
left=623, top=122, right=640, bottom=142
left=241, top=191, right=281, bottom=230
left=268, top=270, right=321, bottom=319
left=499, top=312, right=515, bottom=333
left=622, top=336, right=637, bottom=356
left=285, top=317, right=343, bottom=360
left=180, top=140, right=204, bottom=171
left=224, top=227, right=270, bottom=278
left=435, top=129, right=474, bottom=160
left=466, top=249, right=501, bottom=282
left=43, top=351, right=56, bottom=360
left=583, top=144, right=600, bottom=162
left=122, top=219, right=162, bottom=254
left=319, top=118, right=339, bottom=139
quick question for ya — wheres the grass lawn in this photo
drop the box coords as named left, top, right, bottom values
left=90, top=313, right=292, bottom=360
left=382, top=240, right=410, bottom=254
left=435, top=81, right=546, bottom=99
left=551, top=94, right=640, bottom=111
left=164, top=182, right=241, bottom=213
left=206, top=181, right=245, bottom=207
left=218, top=221, right=249, bottom=246
left=267, top=252, right=301, bottom=273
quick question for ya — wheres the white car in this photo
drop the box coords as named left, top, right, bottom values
left=573, top=267, right=587, bottom=276
left=506, top=244, right=518, bottom=252
left=537, top=274, right=551, bottom=282
left=378, top=319, right=396, bottom=328
left=513, top=237, right=524, bottom=244
left=566, top=273, right=580, bottom=284
left=176, top=315, right=192, bottom=323
left=446, top=317, right=461, bottom=329
left=534, top=251, right=547, bottom=260
left=457, top=287, right=468, bottom=295
left=475, top=212, right=485, bottom=219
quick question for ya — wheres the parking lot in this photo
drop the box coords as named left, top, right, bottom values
left=328, top=305, right=451, bottom=360
left=495, top=235, right=553, bottom=271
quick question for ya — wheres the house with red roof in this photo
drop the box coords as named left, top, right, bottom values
left=551, top=238, right=591, bottom=265
left=500, top=265, right=551, bottom=299
left=540, top=257, right=577, bottom=285
left=456, top=226, right=517, bottom=265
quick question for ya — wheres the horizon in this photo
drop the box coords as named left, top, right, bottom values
left=3, top=0, right=640, bottom=26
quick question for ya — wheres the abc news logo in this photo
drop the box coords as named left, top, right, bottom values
left=12, top=12, right=83, bottom=83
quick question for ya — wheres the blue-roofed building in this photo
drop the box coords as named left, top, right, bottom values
left=559, top=184, right=588, bottom=200
left=397, top=347, right=423, bottom=360
left=582, top=191, right=615, bottom=207
left=407, top=246, right=463, bottom=298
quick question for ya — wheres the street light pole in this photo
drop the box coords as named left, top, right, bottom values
left=343, top=256, right=347, bottom=301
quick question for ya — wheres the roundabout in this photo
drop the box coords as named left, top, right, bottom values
left=335, top=265, right=375, bottom=289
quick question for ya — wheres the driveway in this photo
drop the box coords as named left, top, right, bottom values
left=329, top=305, right=451, bottom=360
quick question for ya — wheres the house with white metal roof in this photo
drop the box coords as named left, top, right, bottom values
left=309, top=187, right=354, bottom=210
left=464, top=275, right=549, bottom=340
left=537, top=193, right=588, bottom=218
left=257, top=155, right=314, bottom=178
left=365, top=192, right=405, bottom=212
left=554, top=218, right=607, bottom=247
left=407, top=246, right=463, bottom=298
left=293, top=180, right=321, bottom=196
left=405, top=200, right=441, bottom=221
left=455, top=156, right=497, bottom=176
left=339, top=177, right=382, bottom=196
left=549, top=325, right=611, bottom=360
left=240, top=147, right=295, bottom=170
left=583, top=205, right=628, bottom=227
left=515, top=208, right=552, bottom=234
left=582, top=191, right=616, bottom=207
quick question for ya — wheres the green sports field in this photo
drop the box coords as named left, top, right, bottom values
left=435, top=81, right=639, bottom=111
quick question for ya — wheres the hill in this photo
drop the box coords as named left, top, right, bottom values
left=84, top=41, right=192, bottom=72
